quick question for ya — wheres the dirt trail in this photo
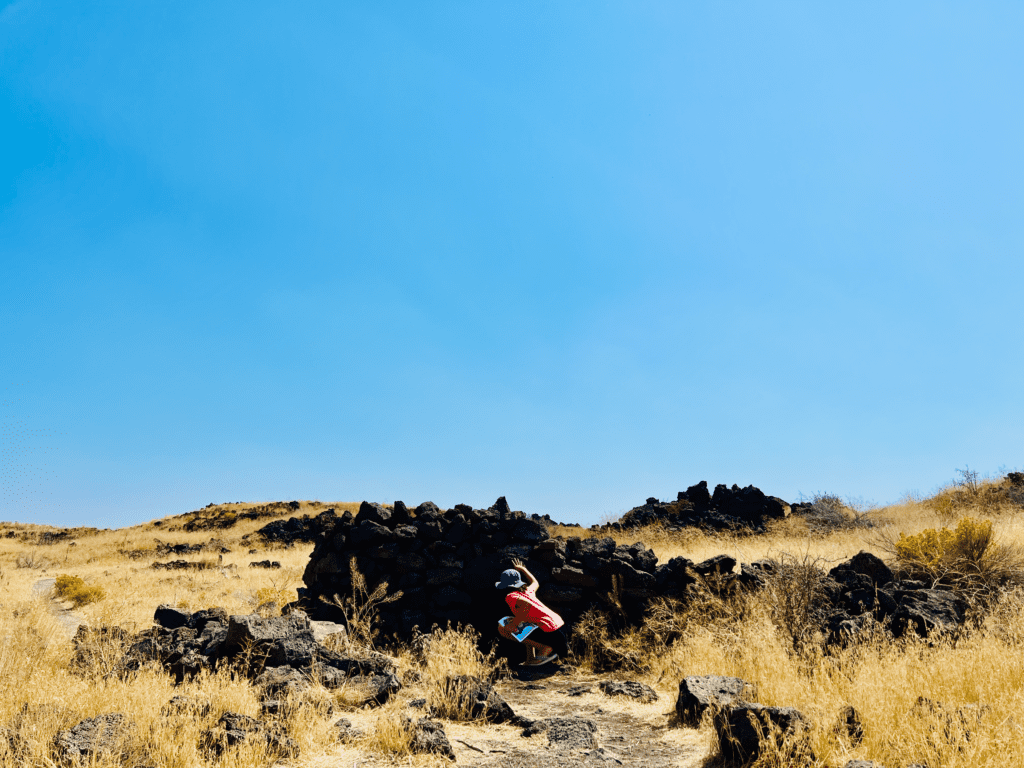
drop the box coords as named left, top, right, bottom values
left=445, top=670, right=709, bottom=768
left=32, top=577, right=87, bottom=638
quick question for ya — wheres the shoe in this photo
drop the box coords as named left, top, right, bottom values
left=528, top=653, right=558, bottom=666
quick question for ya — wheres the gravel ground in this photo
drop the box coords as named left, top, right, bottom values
left=448, top=669, right=709, bottom=768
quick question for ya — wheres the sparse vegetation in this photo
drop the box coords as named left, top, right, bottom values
left=54, top=574, right=106, bottom=607
left=329, top=557, right=404, bottom=651
left=2, top=481, right=1024, bottom=766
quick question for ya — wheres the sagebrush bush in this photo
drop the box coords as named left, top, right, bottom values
left=895, top=518, right=993, bottom=577
left=890, top=517, right=1024, bottom=611
left=53, top=574, right=105, bottom=607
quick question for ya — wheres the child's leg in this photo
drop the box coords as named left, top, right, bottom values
left=523, top=637, right=554, bottom=657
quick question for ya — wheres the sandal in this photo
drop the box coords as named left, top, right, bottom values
left=527, top=653, right=558, bottom=666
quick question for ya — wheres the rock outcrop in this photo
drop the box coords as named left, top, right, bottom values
left=713, top=703, right=813, bottom=764
left=299, top=498, right=720, bottom=642
left=614, top=481, right=791, bottom=532
left=295, top=499, right=973, bottom=648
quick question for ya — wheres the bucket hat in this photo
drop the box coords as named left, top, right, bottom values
left=495, top=569, right=526, bottom=589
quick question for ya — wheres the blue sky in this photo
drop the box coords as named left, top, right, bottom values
left=3, top=2, right=1023, bottom=528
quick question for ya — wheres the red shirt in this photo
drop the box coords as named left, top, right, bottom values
left=505, top=584, right=564, bottom=631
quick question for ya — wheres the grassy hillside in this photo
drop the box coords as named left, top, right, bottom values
left=1, top=473, right=1023, bottom=767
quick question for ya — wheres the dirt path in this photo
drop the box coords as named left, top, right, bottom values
left=443, top=669, right=709, bottom=768
left=32, top=577, right=87, bottom=638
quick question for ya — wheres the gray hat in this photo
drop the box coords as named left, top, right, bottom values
left=495, top=569, right=526, bottom=589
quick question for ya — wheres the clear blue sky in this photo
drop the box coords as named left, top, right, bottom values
left=3, top=2, right=1023, bottom=528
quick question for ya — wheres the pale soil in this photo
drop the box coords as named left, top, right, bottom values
left=317, top=668, right=711, bottom=768
left=28, top=576, right=712, bottom=768
left=32, top=576, right=87, bottom=637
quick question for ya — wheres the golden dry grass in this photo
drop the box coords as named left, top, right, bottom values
left=1, top=477, right=1023, bottom=766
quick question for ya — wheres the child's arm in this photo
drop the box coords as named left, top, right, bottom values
left=510, top=557, right=539, bottom=589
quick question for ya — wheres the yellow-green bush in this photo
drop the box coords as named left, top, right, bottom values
left=53, top=574, right=106, bottom=607
left=895, top=517, right=994, bottom=578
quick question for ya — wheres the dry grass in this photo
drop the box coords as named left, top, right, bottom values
left=3, top=476, right=1024, bottom=766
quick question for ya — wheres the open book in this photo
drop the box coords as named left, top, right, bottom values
left=498, top=616, right=539, bottom=642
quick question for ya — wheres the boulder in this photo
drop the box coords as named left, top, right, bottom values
left=512, top=518, right=550, bottom=543
left=551, top=566, right=598, bottom=588
left=200, top=712, right=298, bottom=757
left=310, top=620, right=347, bottom=645
left=408, top=718, right=455, bottom=759
left=676, top=675, right=752, bottom=726
left=344, top=673, right=402, bottom=707
left=892, top=589, right=969, bottom=638
left=154, top=604, right=191, bottom=630
left=713, top=703, right=813, bottom=764
left=349, top=520, right=394, bottom=547
left=830, top=551, right=894, bottom=588
left=354, top=501, right=392, bottom=527
left=188, top=607, right=228, bottom=633
left=836, top=704, right=864, bottom=745
left=692, top=555, right=737, bottom=577
left=222, top=612, right=311, bottom=651
left=598, top=680, right=658, bottom=703
left=437, top=675, right=518, bottom=723
left=162, top=696, right=212, bottom=718
left=52, top=713, right=133, bottom=764
left=523, top=717, right=599, bottom=748
left=334, top=717, right=363, bottom=742
left=255, top=666, right=311, bottom=697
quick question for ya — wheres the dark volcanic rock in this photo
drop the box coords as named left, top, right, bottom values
left=162, top=696, right=212, bottom=718
left=333, top=717, right=363, bottom=742
left=154, top=604, right=190, bottom=630
left=346, top=673, right=402, bottom=707
left=438, top=675, right=519, bottom=723
left=255, top=666, right=311, bottom=697
left=409, top=718, right=455, bottom=759
left=713, top=703, right=813, bottom=764
left=523, top=717, right=599, bottom=748
left=620, top=481, right=790, bottom=532
left=892, top=589, right=969, bottom=638
left=599, top=680, right=659, bottom=703
left=836, top=704, right=864, bottom=745
left=200, top=712, right=298, bottom=758
left=830, top=551, right=894, bottom=588
left=250, top=508, right=338, bottom=546
left=676, top=675, right=752, bottom=726
left=52, top=713, right=133, bottom=764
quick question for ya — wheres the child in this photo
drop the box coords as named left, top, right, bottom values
left=495, top=557, right=566, bottom=666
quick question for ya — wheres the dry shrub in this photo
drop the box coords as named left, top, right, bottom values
left=929, top=468, right=1024, bottom=520
left=793, top=492, right=874, bottom=534
left=572, top=577, right=747, bottom=675
left=362, top=700, right=414, bottom=758
left=15, top=552, right=51, bottom=569
left=54, top=574, right=106, bottom=607
left=758, top=554, right=836, bottom=655
left=420, top=624, right=506, bottom=719
left=329, top=557, right=403, bottom=651
left=885, top=517, right=1024, bottom=610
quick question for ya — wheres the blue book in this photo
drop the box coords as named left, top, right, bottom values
left=498, top=616, right=539, bottom=642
